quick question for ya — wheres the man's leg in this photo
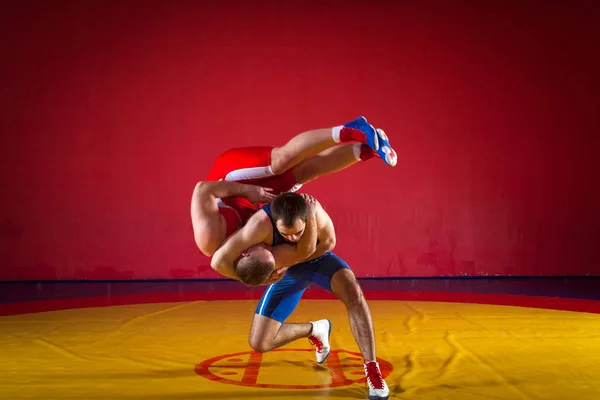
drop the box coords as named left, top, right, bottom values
left=270, top=128, right=337, bottom=175
left=330, top=268, right=376, bottom=361
left=313, top=253, right=390, bottom=399
left=249, top=266, right=329, bottom=353
left=270, top=116, right=394, bottom=175
left=213, top=121, right=370, bottom=185
left=292, top=143, right=377, bottom=185
left=249, top=315, right=312, bottom=353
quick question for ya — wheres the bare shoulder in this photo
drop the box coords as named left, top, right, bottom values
left=247, top=208, right=270, bottom=224
left=313, top=199, right=332, bottom=226
left=244, top=209, right=272, bottom=233
left=314, top=199, right=327, bottom=215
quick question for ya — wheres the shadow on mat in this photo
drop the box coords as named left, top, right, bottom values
left=398, top=379, right=523, bottom=397
left=40, top=371, right=404, bottom=399
left=122, top=387, right=379, bottom=399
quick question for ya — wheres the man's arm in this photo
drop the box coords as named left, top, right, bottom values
left=191, top=181, right=274, bottom=257
left=303, top=202, right=336, bottom=262
left=210, top=211, right=271, bottom=280
left=269, top=207, right=318, bottom=269
left=192, top=180, right=273, bottom=206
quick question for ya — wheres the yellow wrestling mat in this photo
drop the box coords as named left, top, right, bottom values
left=1, top=299, right=600, bottom=399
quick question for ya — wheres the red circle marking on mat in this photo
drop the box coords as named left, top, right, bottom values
left=195, top=348, right=393, bottom=389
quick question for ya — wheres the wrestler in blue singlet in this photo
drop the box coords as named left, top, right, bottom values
left=255, top=203, right=351, bottom=322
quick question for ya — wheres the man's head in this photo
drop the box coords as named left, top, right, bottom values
left=270, top=192, right=308, bottom=243
left=234, top=243, right=275, bottom=286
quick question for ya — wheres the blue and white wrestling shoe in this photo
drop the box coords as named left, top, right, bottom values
left=343, top=116, right=398, bottom=167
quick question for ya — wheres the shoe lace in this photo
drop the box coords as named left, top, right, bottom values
left=366, top=362, right=385, bottom=389
left=308, top=335, right=323, bottom=353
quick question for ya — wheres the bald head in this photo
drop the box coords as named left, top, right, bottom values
left=235, top=246, right=275, bottom=286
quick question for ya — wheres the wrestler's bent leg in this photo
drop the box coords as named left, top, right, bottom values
left=292, top=143, right=377, bottom=185
left=249, top=264, right=330, bottom=359
left=270, top=116, right=390, bottom=174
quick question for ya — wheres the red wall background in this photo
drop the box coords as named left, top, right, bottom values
left=1, top=1, right=599, bottom=280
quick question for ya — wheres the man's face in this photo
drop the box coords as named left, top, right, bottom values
left=275, top=217, right=306, bottom=243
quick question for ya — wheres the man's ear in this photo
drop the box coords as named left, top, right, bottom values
left=241, top=251, right=249, bottom=257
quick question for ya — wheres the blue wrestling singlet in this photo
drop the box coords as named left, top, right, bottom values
left=255, top=204, right=351, bottom=322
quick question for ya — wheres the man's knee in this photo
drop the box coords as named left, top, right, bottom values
left=344, top=281, right=366, bottom=309
left=248, top=335, right=272, bottom=353
left=270, top=148, right=294, bottom=175
left=333, top=269, right=365, bottom=308
left=248, top=315, right=279, bottom=353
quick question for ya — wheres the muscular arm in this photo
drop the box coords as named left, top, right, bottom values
left=303, top=202, right=336, bottom=262
left=270, top=210, right=318, bottom=269
left=191, top=180, right=263, bottom=257
left=210, top=211, right=271, bottom=280
left=192, top=180, right=260, bottom=200
left=211, top=208, right=319, bottom=277
left=261, top=201, right=330, bottom=285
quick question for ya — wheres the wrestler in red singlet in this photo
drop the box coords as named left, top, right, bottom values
left=206, top=146, right=302, bottom=237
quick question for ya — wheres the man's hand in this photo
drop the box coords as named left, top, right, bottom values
left=244, top=185, right=276, bottom=203
left=260, top=267, right=289, bottom=286
left=300, top=193, right=317, bottom=217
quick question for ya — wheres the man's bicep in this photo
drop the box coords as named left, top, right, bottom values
left=190, top=182, right=227, bottom=256
left=215, top=213, right=268, bottom=259
left=270, top=244, right=306, bottom=270
left=191, top=183, right=216, bottom=226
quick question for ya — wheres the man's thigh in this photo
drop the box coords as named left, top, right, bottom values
left=254, top=265, right=314, bottom=323
left=309, top=252, right=352, bottom=292
left=207, top=146, right=275, bottom=181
